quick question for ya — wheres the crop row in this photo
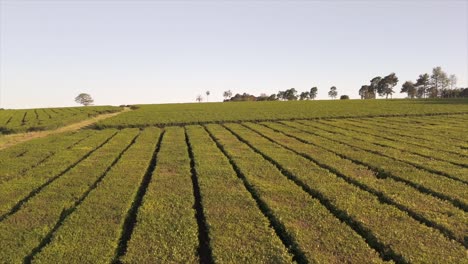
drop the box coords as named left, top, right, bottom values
left=241, top=122, right=468, bottom=247
left=0, top=130, right=117, bottom=219
left=0, top=131, right=94, bottom=182
left=371, top=114, right=468, bottom=132
left=222, top=123, right=466, bottom=263
left=265, top=121, right=468, bottom=211
left=313, top=118, right=467, bottom=166
left=0, top=106, right=120, bottom=134
left=346, top=117, right=468, bottom=153
left=93, top=99, right=468, bottom=128
left=0, top=115, right=465, bottom=263
left=0, top=129, right=138, bottom=262
left=186, top=126, right=292, bottom=263
left=204, top=124, right=386, bottom=263
left=32, top=128, right=160, bottom=263
left=122, top=127, right=199, bottom=263
left=296, top=120, right=468, bottom=183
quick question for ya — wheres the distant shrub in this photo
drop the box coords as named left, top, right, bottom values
left=340, top=95, right=350, bottom=100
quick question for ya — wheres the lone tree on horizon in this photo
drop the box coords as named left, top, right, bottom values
left=206, top=91, right=210, bottom=102
left=328, top=86, right=338, bottom=99
left=196, top=95, right=203, bottom=103
left=75, top=93, right=94, bottom=106
left=223, top=90, right=233, bottom=100
left=310, top=87, right=318, bottom=100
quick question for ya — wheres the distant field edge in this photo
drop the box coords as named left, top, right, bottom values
left=90, top=111, right=468, bottom=129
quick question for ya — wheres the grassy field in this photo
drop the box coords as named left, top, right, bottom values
left=0, top=106, right=121, bottom=134
left=0, top=99, right=467, bottom=263
left=94, top=98, right=468, bottom=128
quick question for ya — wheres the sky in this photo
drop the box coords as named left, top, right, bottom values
left=0, top=0, right=467, bottom=109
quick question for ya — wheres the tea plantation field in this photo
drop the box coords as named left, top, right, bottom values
left=0, top=99, right=467, bottom=263
left=0, top=106, right=120, bottom=134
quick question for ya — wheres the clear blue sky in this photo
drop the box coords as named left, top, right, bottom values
left=1, top=0, right=467, bottom=109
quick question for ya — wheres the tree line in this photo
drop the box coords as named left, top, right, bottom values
left=360, top=66, right=467, bottom=99
left=219, top=86, right=347, bottom=102
left=195, top=66, right=466, bottom=102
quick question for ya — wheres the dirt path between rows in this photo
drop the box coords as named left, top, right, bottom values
left=0, top=107, right=130, bottom=150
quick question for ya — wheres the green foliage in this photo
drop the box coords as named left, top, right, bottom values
left=245, top=121, right=468, bottom=247
left=33, top=128, right=160, bottom=263
left=206, top=124, right=384, bottom=263
left=328, top=86, right=338, bottom=99
left=94, top=99, right=468, bottom=128
left=75, top=93, right=94, bottom=106
left=187, top=125, right=292, bottom=263
left=0, top=129, right=138, bottom=262
left=0, top=106, right=120, bottom=134
left=123, top=127, right=199, bottom=263
left=0, top=101, right=466, bottom=263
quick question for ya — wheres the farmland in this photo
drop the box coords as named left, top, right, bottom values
left=93, top=98, right=468, bottom=128
left=0, top=99, right=467, bottom=263
left=0, top=106, right=121, bottom=134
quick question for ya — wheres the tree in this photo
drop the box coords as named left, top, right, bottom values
left=284, top=88, right=298, bottom=101
left=359, top=85, right=374, bottom=99
left=340, top=95, right=349, bottom=100
left=299, top=91, right=310, bottom=100
left=369, top=77, right=382, bottom=97
left=429, top=66, right=448, bottom=98
left=415, top=73, right=430, bottom=98
left=277, top=88, right=298, bottom=101
left=223, top=90, right=233, bottom=101
left=310, top=87, right=318, bottom=100
left=378, top=73, right=398, bottom=99
left=400, top=81, right=416, bottom=99
left=328, top=86, right=337, bottom=99
left=449, top=74, right=457, bottom=90
left=267, top=94, right=277, bottom=101
left=206, top=91, right=210, bottom=102
left=196, top=95, right=203, bottom=103
left=74, top=93, right=94, bottom=106
left=277, top=91, right=286, bottom=101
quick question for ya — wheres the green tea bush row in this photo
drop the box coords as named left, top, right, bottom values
left=0, top=129, right=138, bottom=263
left=94, top=99, right=468, bottom=128
left=226, top=123, right=466, bottom=263
left=0, top=130, right=117, bottom=217
left=186, top=125, right=292, bottom=263
left=346, top=118, right=468, bottom=155
left=123, top=127, right=200, bottom=263
left=206, top=124, right=384, bottom=264
left=316, top=119, right=468, bottom=166
left=299, top=120, right=468, bottom=183
left=33, top=128, right=159, bottom=263
left=267, top=122, right=468, bottom=210
left=0, top=131, right=93, bottom=182
left=241, top=122, right=468, bottom=248
left=0, top=106, right=120, bottom=134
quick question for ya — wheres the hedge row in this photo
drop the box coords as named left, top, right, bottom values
left=0, top=131, right=93, bottom=183
left=314, top=118, right=467, bottom=166
left=122, top=127, right=200, bottom=263
left=186, top=125, right=292, bottom=263
left=205, top=124, right=384, bottom=264
left=274, top=121, right=468, bottom=210
left=344, top=118, right=467, bottom=156
left=0, top=129, right=138, bottom=262
left=33, top=128, right=160, bottom=263
left=0, top=129, right=118, bottom=217
left=299, top=120, right=468, bottom=183
left=241, top=122, right=468, bottom=248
